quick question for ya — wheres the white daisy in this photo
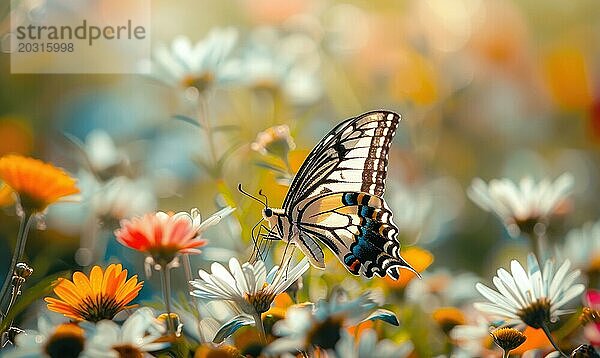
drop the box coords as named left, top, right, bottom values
left=82, top=130, right=127, bottom=180
left=334, top=329, right=413, bottom=358
left=173, top=299, right=247, bottom=344
left=557, top=220, right=600, bottom=272
left=236, top=27, right=322, bottom=104
left=149, top=28, right=239, bottom=95
left=82, top=308, right=168, bottom=358
left=91, top=176, right=157, bottom=220
left=389, top=182, right=432, bottom=240
left=190, top=257, right=309, bottom=341
left=266, top=291, right=399, bottom=355
left=474, top=253, right=584, bottom=329
left=467, top=173, right=574, bottom=237
left=172, top=206, right=236, bottom=239
left=405, top=268, right=481, bottom=308
left=450, top=314, right=493, bottom=357
left=5, top=317, right=83, bottom=358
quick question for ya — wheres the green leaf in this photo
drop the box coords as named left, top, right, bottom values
left=254, top=161, right=287, bottom=175
left=213, top=125, right=240, bottom=132
left=1, top=271, right=70, bottom=332
left=213, top=314, right=255, bottom=343
left=364, top=308, right=399, bottom=326
left=215, top=142, right=244, bottom=173
left=154, top=334, right=192, bottom=358
left=172, top=115, right=202, bottom=128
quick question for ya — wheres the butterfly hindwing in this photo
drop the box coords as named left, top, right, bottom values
left=292, top=191, right=413, bottom=279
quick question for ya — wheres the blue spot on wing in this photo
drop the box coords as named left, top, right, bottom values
left=342, top=192, right=359, bottom=205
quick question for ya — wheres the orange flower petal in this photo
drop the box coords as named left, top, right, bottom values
left=45, top=263, right=142, bottom=322
left=89, top=266, right=104, bottom=294
left=511, top=327, right=552, bottom=354
left=71, top=272, right=93, bottom=298
left=0, top=154, right=78, bottom=212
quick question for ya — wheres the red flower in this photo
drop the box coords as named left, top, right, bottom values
left=583, top=290, right=600, bottom=346
left=115, top=212, right=207, bottom=264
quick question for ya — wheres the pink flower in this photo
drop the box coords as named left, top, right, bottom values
left=583, top=290, right=600, bottom=346
left=115, top=211, right=206, bottom=264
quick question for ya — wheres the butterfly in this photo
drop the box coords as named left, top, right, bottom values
left=242, top=110, right=417, bottom=279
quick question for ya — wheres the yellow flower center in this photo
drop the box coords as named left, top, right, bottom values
left=194, top=344, right=241, bottom=358
left=432, top=307, right=466, bottom=333
left=306, top=316, right=344, bottom=351
left=181, top=72, right=215, bottom=93
left=75, top=294, right=128, bottom=322
left=245, top=290, right=277, bottom=314
left=44, top=324, right=85, bottom=358
left=112, top=344, right=144, bottom=358
left=516, top=298, right=551, bottom=329
left=490, top=327, right=527, bottom=353
left=581, top=307, right=600, bottom=324
left=588, top=256, right=600, bottom=272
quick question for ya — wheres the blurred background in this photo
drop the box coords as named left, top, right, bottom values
left=0, top=0, right=600, bottom=345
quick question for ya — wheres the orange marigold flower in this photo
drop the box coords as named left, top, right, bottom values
left=114, top=211, right=207, bottom=264
left=0, top=183, right=15, bottom=207
left=45, top=264, right=143, bottom=322
left=0, top=154, right=79, bottom=213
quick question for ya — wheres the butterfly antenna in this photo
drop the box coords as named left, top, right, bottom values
left=238, top=184, right=266, bottom=207
left=258, top=189, right=268, bottom=208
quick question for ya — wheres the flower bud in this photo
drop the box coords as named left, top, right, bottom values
left=14, top=263, right=33, bottom=279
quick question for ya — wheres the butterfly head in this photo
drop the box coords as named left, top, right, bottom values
left=263, top=207, right=273, bottom=218
left=238, top=184, right=288, bottom=239
left=262, top=206, right=286, bottom=235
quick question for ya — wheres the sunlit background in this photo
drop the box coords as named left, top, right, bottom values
left=1, top=0, right=600, bottom=356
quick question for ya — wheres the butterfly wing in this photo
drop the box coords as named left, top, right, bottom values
left=283, top=111, right=400, bottom=212
left=292, top=191, right=415, bottom=279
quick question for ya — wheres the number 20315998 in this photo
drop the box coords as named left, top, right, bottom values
left=18, top=42, right=74, bottom=52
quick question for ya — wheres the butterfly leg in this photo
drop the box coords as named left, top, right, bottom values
left=252, top=224, right=281, bottom=262
left=278, top=241, right=298, bottom=280
left=249, top=219, right=266, bottom=261
left=250, top=223, right=271, bottom=262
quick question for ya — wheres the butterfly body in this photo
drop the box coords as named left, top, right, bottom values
left=260, top=111, right=416, bottom=279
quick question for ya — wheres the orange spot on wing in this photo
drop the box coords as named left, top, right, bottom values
left=348, top=259, right=361, bottom=273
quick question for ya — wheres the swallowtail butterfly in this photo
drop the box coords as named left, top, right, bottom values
left=247, top=110, right=416, bottom=279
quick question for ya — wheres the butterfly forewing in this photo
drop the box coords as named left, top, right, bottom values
left=283, top=111, right=400, bottom=212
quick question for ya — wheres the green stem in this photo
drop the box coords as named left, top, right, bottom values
left=5, top=281, right=23, bottom=320
left=502, top=350, right=509, bottom=358
left=159, top=265, right=174, bottom=334
left=536, top=233, right=546, bottom=261
left=524, top=232, right=543, bottom=260
left=253, top=312, right=267, bottom=344
left=540, top=321, right=567, bottom=357
left=0, top=214, right=34, bottom=317
left=197, top=95, right=219, bottom=177
left=182, top=254, right=203, bottom=334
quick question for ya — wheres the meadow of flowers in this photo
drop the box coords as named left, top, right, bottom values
left=1, top=1, right=600, bottom=357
